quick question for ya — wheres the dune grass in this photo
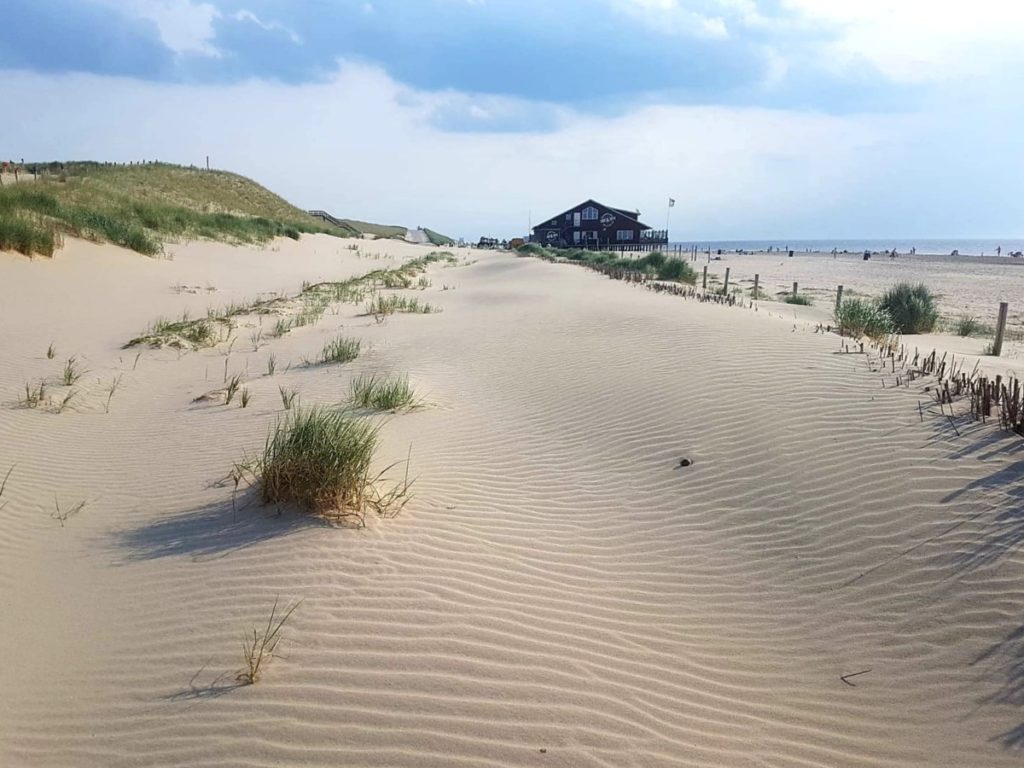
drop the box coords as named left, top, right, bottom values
left=238, top=598, right=301, bottom=685
left=0, top=162, right=342, bottom=257
left=784, top=293, right=813, bottom=306
left=279, top=386, right=298, bottom=410
left=126, top=311, right=230, bottom=349
left=236, top=406, right=412, bottom=522
left=879, top=282, right=938, bottom=334
left=20, top=380, right=47, bottom=409
left=320, top=336, right=361, bottom=364
left=953, top=314, right=989, bottom=337
left=834, top=298, right=895, bottom=340
left=365, top=294, right=438, bottom=317
left=350, top=374, right=420, bottom=411
left=654, top=257, right=697, bottom=284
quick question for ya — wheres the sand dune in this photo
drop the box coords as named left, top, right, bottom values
left=1, top=237, right=1023, bottom=766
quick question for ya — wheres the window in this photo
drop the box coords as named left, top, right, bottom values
left=582, top=206, right=598, bottom=221
left=616, top=230, right=634, bottom=241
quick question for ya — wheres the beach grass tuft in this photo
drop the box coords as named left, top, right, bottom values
left=238, top=597, right=301, bottom=685
left=320, top=336, right=361, bottom=365
left=62, top=356, right=85, bottom=386
left=835, top=298, right=894, bottom=341
left=350, top=373, right=420, bottom=411
left=279, top=386, right=298, bottom=410
left=236, top=405, right=412, bottom=522
left=879, top=282, right=938, bottom=334
left=224, top=374, right=242, bottom=405
left=20, top=380, right=48, bottom=409
left=784, top=293, right=813, bottom=306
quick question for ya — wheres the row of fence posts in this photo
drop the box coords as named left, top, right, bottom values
left=673, top=260, right=1012, bottom=358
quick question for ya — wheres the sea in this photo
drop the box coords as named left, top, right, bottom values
left=669, top=239, right=1024, bottom=258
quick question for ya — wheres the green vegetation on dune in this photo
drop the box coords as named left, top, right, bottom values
left=0, top=162, right=343, bottom=258
left=423, top=227, right=455, bottom=246
left=516, top=245, right=697, bottom=284
left=339, top=219, right=408, bottom=239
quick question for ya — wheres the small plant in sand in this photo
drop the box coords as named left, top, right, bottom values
left=240, top=387, right=251, bottom=409
left=320, top=336, right=361, bottom=365
left=224, top=374, right=242, bottom=405
left=56, top=389, right=77, bottom=414
left=266, top=353, right=277, bottom=376
left=62, top=356, right=85, bottom=386
left=783, top=293, right=812, bottom=306
left=249, top=329, right=263, bottom=351
left=953, top=314, right=986, bottom=337
left=20, top=380, right=48, bottom=409
left=655, top=258, right=697, bottom=284
left=365, top=294, right=438, bottom=318
left=350, top=373, right=421, bottom=412
left=0, top=466, right=12, bottom=511
left=46, top=342, right=56, bottom=360
left=279, top=385, right=298, bottom=410
left=127, top=311, right=229, bottom=349
left=835, top=298, right=894, bottom=341
left=879, top=282, right=938, bottom=334
left=52, top=497, right=87, bottom=527
left=272, top=317, right=291, bottom=338
left=104, top=375, right=123, bottom=413
left=235, top=406, right=412, bottom=524
left=238, top=597, right=301, bottom=685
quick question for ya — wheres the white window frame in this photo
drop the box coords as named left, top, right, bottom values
left=616, top=230, right=634, bottom=241
left=582, top=206, right=598, bottom=221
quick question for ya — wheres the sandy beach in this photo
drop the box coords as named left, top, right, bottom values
left=2, top=235, right=1024, bottom=767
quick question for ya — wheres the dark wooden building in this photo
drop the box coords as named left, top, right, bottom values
left=530, top=199, right=668, bottom=251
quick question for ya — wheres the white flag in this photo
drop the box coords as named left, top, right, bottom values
left=668, top=198, right=676, bottom=207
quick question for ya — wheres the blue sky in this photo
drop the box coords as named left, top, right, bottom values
left=2, top=0, right=1022, bottom=239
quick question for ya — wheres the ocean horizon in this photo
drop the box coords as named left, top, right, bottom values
left=670, top=238, right=1024, bottom=257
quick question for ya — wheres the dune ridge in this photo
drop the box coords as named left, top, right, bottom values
left=1, top=237, right=1022, bottom=766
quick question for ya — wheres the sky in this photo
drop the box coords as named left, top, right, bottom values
left=1, top=0, right=1022, bottom=240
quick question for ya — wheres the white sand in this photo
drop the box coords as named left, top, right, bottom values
left=2, top=236, right=1023, bottom=767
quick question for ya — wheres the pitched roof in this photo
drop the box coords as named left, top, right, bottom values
left=533, top=199, right=649, bottom=230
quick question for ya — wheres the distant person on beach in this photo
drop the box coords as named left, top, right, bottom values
left=997, top=245, right=1002, bottom=256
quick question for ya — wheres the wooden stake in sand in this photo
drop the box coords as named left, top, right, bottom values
left=753, top=273, right=759, bottom=300
left=723, top=267, right=730, bottom=295
left=702, top=265, right=708, bottom=290
left=792, top=281, right=799, bottom=298
left=992, top=302, right=1009, bottom=357
left=836, top=285, right=843, bottom=313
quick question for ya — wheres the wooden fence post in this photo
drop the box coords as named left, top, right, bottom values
left=753, top=273, right=759, bottom=300
left=723, top=267, right=730, bottom=295
left=835, top=284, right=843, bottom=313
left=993, top=302, right=1010, bottom=357
left=702, top=265, right=708, bottom=290
left=792, top=281, right=798, bottom=298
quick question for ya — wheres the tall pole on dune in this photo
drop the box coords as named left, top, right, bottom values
left=666, top=197, right=675, bottom=244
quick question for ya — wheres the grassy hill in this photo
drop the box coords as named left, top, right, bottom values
left=423, top=227, right=455, bottom=246
left=0, top=162, right=345, bottom=258
left=338, top=219, right=409, bottom=239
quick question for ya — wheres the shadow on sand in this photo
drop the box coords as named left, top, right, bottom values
left=115, top=488, right=324, bottom=563
left=971, top=623, right=1024, bottom=749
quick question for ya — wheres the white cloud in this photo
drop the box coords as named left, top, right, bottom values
left=98, top=0, right=222, bottom=57
left=1, top=61, right=1020, bottom=239
left=611, top=0, right=730, bottom=39
left=780, top=0, right=1024, bottom=83
left=232, top=10, right=303, bottom=45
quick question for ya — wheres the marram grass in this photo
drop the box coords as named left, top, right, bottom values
left=236, top=406, right=412, bottom=522
left=350, top=373, right=420, bottom=411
